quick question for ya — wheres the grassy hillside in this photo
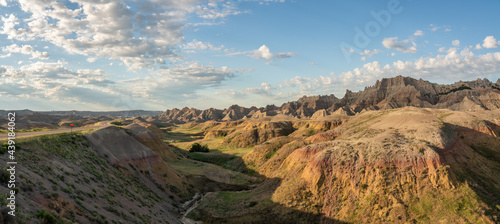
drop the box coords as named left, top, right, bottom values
left=173, top=107, right=500, bottom=223
left=0, top=131, right=186, bottom=224
left=1, top=107, right=498, bottom=224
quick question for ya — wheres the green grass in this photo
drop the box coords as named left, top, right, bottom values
left=439, top=112, right=454, bottom=120
left=110, top=121, right=123, bottom=126
left=407, top=184, right=487, bottom=223
left=0, top=127, right=56, bottom=133
left=169, top=158, right=254, bottom=185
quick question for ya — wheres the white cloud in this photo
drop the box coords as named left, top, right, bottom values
left=0, top=0, right=257, bottom=70
left=413, top=30, right=424, bottom=37
left=438, top=47, right=446, bottom=52
left=382, top=37, right=418, bottom=53
left=475, top=44, right=483, bottom=50
left=254, top=45, right=273, bottom=59
left=222, top=49, right=500, bottom=102
left=228, top=44, right=296, bottom=60
left=482, top=36, right=499, bottom=49
left=0, top=0, right=6, bottom=6
left=122, top=62, right=252, bottom=102
left=0, top=60, right=252, bottom=110
left=0, top=0, right=187, bottom=70
left=183, top=39, right=224, bottom=51
left=2, top=44, right=50, bottom=59
left=360, top=49, right=383, bottom=57
left=194, top=1, right=247, bottom=19
left=430, top=24, right=439, bottom=31
left=452, top=40, right=460, bottom=47
left=0, top=61, right=115, bottom=105
left=335, top=48, right=500, bottom=87
left=430, top=24, right=451, bottom=32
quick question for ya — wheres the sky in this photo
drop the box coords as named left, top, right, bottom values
left=1, top=0, right=500, bottom=111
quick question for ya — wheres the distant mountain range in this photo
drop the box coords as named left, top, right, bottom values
left=0, top=110, right=163, bottom=118
left=157, top=76, right=500, bottom=123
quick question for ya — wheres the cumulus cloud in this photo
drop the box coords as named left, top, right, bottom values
left=122, top=62, right=252, bottom=102
left=2, top=44, right=50, bottom=59
left=194, top=2, right=247, bottom=19
left=382, top=37, right=418, bottom=53
left=482, top=36, right=499, bottom=49
left=183, top=39, right=224, bottom=52
left=360, top=49, right=383, bottom=57
left=0, top=0, right=259, bottom=70
left=221, top=49, right=500, bottom=103
left=452, top=40, right=460, bottom=47
left=335, top=48, right=500, bottom=87
left=0, top=60, right=251, bottom=109
left=0, top=61, right=117, bottom=110
left=413, top=30, right=424, bottom=37
left=0, top=1, right=185, bottom=69
left=430, top=24, right=451, bottom=32
left=228, top=44, right=296, bottom=60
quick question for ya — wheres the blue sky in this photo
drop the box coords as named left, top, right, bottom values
left=1, top=0, right=500, bottom=111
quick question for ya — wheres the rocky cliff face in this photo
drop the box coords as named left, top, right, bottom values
left=156, top=76, right=500, bottom=123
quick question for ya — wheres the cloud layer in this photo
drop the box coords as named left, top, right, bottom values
left=382, top=37, right=418, bottom=53
left=219, top=47, right=500, bottom=103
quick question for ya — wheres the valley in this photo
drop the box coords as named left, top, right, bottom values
left=0, top=76, right=499, bottom=223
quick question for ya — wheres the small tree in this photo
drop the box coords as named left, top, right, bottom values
left=189, top=143, right=209, bottom=153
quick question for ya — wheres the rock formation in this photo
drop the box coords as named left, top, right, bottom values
left=156, top=76, right=500, bottom=123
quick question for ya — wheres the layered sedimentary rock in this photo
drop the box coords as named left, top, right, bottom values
left=156, top=76, right=500, bottom=123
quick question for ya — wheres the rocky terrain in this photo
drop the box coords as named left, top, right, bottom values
left=0, top=76, right=499, bottom=223
left=157, top=76, right=500, bottom=123
left=179, top=107, right=499, bottom=223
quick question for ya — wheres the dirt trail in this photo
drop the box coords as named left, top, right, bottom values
left=0, top=121, right=111, bottom=140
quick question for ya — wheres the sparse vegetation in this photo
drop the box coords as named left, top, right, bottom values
left=110, top=121, right=123, bottom=126
left=189, top=142, right=209, bottom=153
left=439, top=85, right=472, bottom=95
left=4, top=94, right=500, bottom=224
left=36, top=210, right=57, bottom=224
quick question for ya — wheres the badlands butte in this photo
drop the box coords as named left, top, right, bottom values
left=1, top=76, right=499, bottom=224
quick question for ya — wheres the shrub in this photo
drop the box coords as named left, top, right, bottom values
left=36, top=210, right=57, bottom=224
left=110, top=121, right=123, bottom=126
left=189, top=143, right=209, bottom=153
left=438, top=85, right=472, bottom=95
left=248, top=201, right=258, bottom=207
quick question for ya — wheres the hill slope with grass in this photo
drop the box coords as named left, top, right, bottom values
left=180, top=107, right=499, bottom=223
left=0, top=128, right=193, bottom=223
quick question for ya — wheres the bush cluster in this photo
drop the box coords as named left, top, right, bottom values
left=189, top=143, right=209, bottom=153
left=110, top=121, right=123, bottom=126
left=36, top=210, right=57, bottom=224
